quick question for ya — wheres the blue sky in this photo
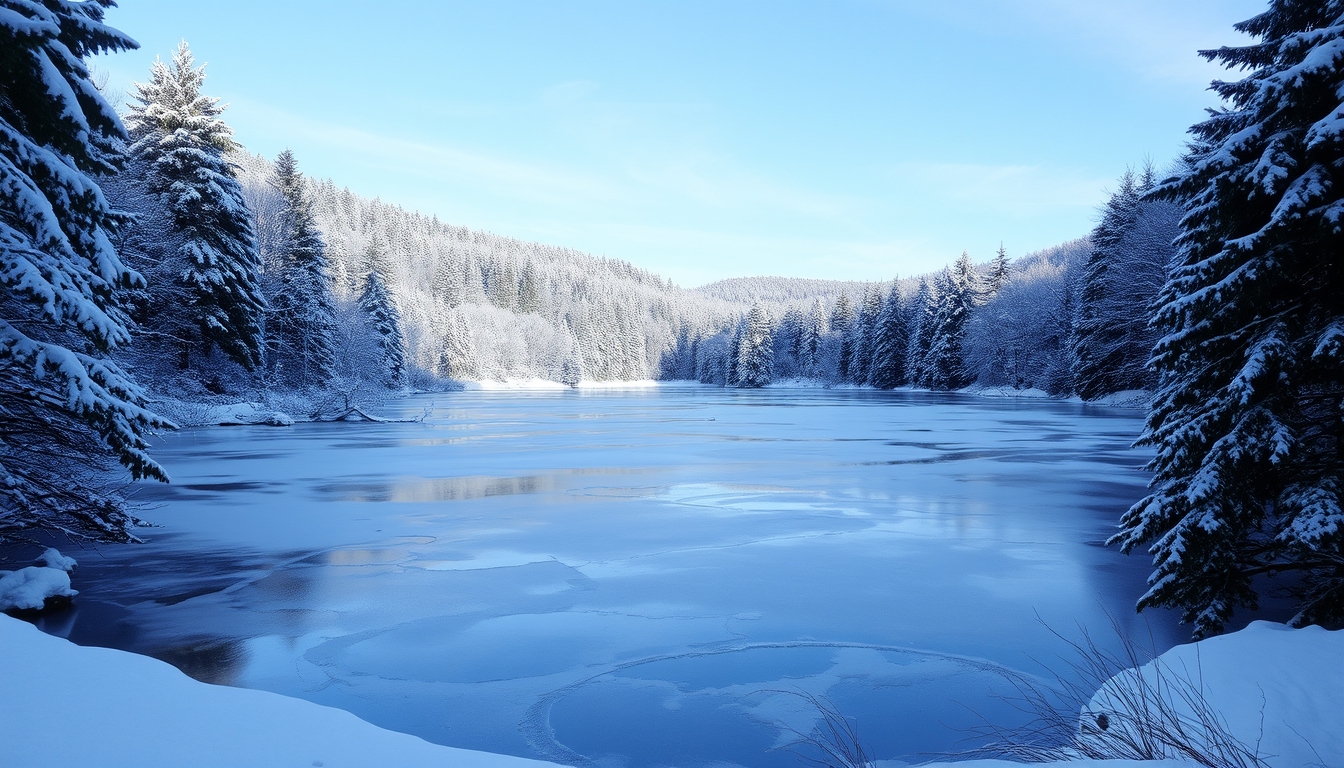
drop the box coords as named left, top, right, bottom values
left=94, top=1, right=1262, bottom=287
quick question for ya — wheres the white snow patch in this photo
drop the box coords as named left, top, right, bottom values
left=207, top=402, right=295, bottom=426
left=964, top=385, right=1055, bottom=399
left=0, top=615, right=565, bottom=768
left=1084, top=621, right=1343, bottom=768
left=0, top=567, right=76, bottom=612
left=35, top=547, right=77, bottom=572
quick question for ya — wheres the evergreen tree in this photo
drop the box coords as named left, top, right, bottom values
left=125, top=41, right=264, bottom=370
left=831, top=293, right=856, bottom=381
left=849, top=287, right=883, bottom=384
left=736, top=305, right=774, bottom=387
left=359, top=270, right=407, bottom=387
left=1113, top=1, right=1344, bottom=635
left=869, top=285, right=909, bottom=389
left=267, top=150, right=337, bottom=388
left=800, top=299, right=825, bottom=377
left=1072, top=170, right=1143, bottom=400
left=989, top=244, right=1011, bottom=295
left=1, top=0, right=171, bottom=542
left=907, top=277, right=939, bottom=387
left=924, top=253, right=979, bottom=390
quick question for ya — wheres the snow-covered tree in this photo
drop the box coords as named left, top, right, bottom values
left=869, top=285, right=909, bottom=389
left=923, top=252, right=979, bottom=390
left=906, top=278, right=939, bottom=387
left=831, top=293, right=856, bottom=381
left=848, top=287, right=882, bottom=384
left=736, top=304, right=773, bottom=387
left=1, top=0, right=171, bottom=543
left=124, top=41, right=264, bottom=370
left=266, top=150, right=337, bottom=388
left=1113, top=2, right=1344, bottom=634
left=359, top=270, right=406, bottom=387
left=800, top=299, right=825, bottom=377
left=1071, top=167, right=1182, bottom=400
left=988, top=244, right=1011, bottom=295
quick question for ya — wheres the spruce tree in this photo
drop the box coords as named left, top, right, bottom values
left=869, top=285, right=909, bottom=389
left=800, top=299, right=825, bottom=377
left=924, top=253, right=979, bottom=390
left=736, top=304, right=774, bottom=388
left=849, top=287, right=883, bottom=385
left=1072, top=170, right=1142, bottom=400
left=268, top=149, right=337, bottom=388
left=125, top=41, right=265, bottom=370
left=990, top=244, right=1010, bottom=294
left=907, top=277, right=939, bottom=387
left=1, top=0, right=171, bottom=542
left=831, top=293, right=856, bottom=381
left=1112, top=1, right=1344, bottom=634
left=359, top=270, right=407, bottom=387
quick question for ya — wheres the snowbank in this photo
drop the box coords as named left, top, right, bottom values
left=0, top=615, right=564, bottom=768
left=1084, top=621, right=1343, bottom=768
left=207, top=401, right=295, bottom=426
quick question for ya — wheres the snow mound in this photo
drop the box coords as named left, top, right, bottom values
left=0, top=615, right=565, bottom=768
left=1086, top=621, right=1342, bottom=768
left=35, top=547, right=77, bottom=572
left=207, top=402, right=295, bottom=426
left=963, top=385, right=1054, bottom=399
left=0, top=567, right=76, bottom=612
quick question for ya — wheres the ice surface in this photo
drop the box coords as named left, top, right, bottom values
left=25, top=387, right=1227, bottom=767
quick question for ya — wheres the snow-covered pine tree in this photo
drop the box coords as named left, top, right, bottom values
left=1, top=0, right=172, bottom=543
left=736, top=304, right=774, bottom=388
left=988, top=244, right=1010, bottom=295
left=1112, top=1, right=1344, bottom=634
left=924, top=253, right=979, bottom=390
left=831, top=293, right=856, bottom=381
left=1072, top=170, right=1142, bottom=400
left=906, top=277, right=939, bottom=387
left=359, top=270, right=407, bottom=387
left=849, top=287, right=883, bottom=385
left=800, top=299, right=825, bottom=378
left=267, top=150, right=337, bottom=388
left=125, top=41, right=264, bottom=370
left=869, top=285, right=909, bottom=389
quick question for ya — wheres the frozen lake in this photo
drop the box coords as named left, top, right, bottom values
left=32, top=387, right=1183, bottom=767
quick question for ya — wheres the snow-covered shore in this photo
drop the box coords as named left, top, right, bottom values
left=1, top=611, right=1336, bottom=768
left=0, top=614, right=564, bottom=768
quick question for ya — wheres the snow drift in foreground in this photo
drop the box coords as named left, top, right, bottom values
left=0, top=615, right=1337, bottom=768
left=0, top=615, right=563, bottom=768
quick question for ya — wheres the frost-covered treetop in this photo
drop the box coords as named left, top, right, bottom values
left=125, top=40, right=236, bottom=152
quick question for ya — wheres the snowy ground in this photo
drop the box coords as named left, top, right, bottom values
left=0, top=614, right=562, bottom=768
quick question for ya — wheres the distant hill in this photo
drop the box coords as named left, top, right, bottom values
left=693, top=276, right=888, bottom=307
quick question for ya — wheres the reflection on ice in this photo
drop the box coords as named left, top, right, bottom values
left=32, top=388, right=1187, bottom=768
